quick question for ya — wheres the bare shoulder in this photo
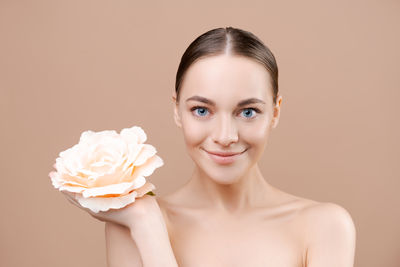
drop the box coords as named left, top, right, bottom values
left=299, top=201, right=356, bottom=235
left=296, top=201, right=357, bottom=266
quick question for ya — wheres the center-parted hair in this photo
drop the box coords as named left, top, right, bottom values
left=175, top=26, right=279, bottom=105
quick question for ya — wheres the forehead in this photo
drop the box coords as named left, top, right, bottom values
left=180, top=54, right=272, bottom=104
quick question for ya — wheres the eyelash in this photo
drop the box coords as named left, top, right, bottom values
left=190, top=106, right=261, bottom=119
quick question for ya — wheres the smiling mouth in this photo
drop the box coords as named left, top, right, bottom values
left=202, top=148, right=247, bottom=165
left=204, top=149, right=246, bottom=156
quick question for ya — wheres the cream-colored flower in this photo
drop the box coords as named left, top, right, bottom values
left=49, top=126, right=163, bottom=213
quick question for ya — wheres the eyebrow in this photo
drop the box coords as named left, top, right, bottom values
left=185, top=95, right=266, bottom=107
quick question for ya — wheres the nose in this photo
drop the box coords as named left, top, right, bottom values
left=212, top=113, right=239, bottom=147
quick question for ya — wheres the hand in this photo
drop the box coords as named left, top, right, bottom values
left=62, top=190, right=162, bottom=230
left=63, top=191, right=178, bottom=267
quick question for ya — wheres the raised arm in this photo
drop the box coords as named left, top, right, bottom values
left=104, top=196, right=178, bottom=267
left=129, top=209, right=178, bottom=267
left=63, top=192, right=178, bottom=267
left=105, top=222, right=143, bottom=267
left=304, top=202, right=356, bottom=267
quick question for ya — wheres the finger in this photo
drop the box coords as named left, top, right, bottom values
left=62, top=192, right=87, bottom=211
left=87, top=210, right=108, bottom=222
left=61, top=192, right=111, bottom=223
left=63, top=192, right=79, bottom=206
left=64, top=194, right=101, bottom=218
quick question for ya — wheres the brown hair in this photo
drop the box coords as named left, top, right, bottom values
left=175, top=26, right=279, bottom=105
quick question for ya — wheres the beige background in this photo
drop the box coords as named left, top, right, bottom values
left=1, top=0, right=399, bottom=266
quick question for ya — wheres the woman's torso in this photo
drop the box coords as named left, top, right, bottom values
left=157, top=190, right=319, bottom=267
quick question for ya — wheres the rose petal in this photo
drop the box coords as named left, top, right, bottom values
left=91, top=163, right=132, bottom=187
left=49, top=171, right=63, bottom=188
left=82, top=176, right=146, bottom=198
left=61, top=179, right=88, bottom=187
left=76, top=190, right=139, bottom=213
left=59, top=172, right=91, bottom=187
left=59, top=185, right=85, bottom=193
left=79, top=130, right=96, bottom=144
left=130, top=155, right=163, bottom=181
left=50, top=171, right=88, bottom=189
left=120, top=126, right=147, bottom=144
left=51, top=125, right=162, bottom=213
left=135, top=182, right=156, bottom=197
left=134, top=144, right=157, bottom=166
left=123, top=144, right=144, bottom=170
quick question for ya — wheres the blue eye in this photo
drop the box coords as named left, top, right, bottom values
left=191, top=106, right=260, bottom=119
left=192, top=107, right=209, bottom=117
left=241, top=108, right=257, bottom=118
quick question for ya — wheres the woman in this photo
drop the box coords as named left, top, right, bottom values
left=66, top=26, right=356, bottom=267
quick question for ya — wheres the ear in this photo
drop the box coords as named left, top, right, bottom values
left=271, top=94, right=282, bottom=129
left=172, top=94, right=182, bottom=128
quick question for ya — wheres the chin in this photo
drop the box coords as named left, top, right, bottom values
left=200, top=167, right=243, bottom=185
left=213, top=176, right=242, bottom=185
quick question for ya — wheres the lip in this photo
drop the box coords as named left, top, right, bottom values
left=202, top=148, right=247, bottom=165
left=206, top=150, right=244, bottom=156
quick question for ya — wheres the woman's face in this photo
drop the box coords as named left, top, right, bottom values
left=173, top=54, right=282, bottom=184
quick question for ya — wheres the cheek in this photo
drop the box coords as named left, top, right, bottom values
left=240, top=119, right=271, bottom=160
left=181, top=115, right=207, bottom=147
left=240, top=119, right=270, bottom=145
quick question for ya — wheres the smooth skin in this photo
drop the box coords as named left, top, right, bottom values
left=77, top=54, right=356, bottom=266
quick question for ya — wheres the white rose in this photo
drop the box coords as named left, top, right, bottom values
left=49, top=126, right=163, bottom=213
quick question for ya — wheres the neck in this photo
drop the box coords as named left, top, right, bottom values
left=182, top=163, right=273, bottom=214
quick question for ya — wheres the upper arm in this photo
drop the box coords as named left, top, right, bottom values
left=304, top=202, right=356, bottom=267
left=105, top=222, right=143, bottom=267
